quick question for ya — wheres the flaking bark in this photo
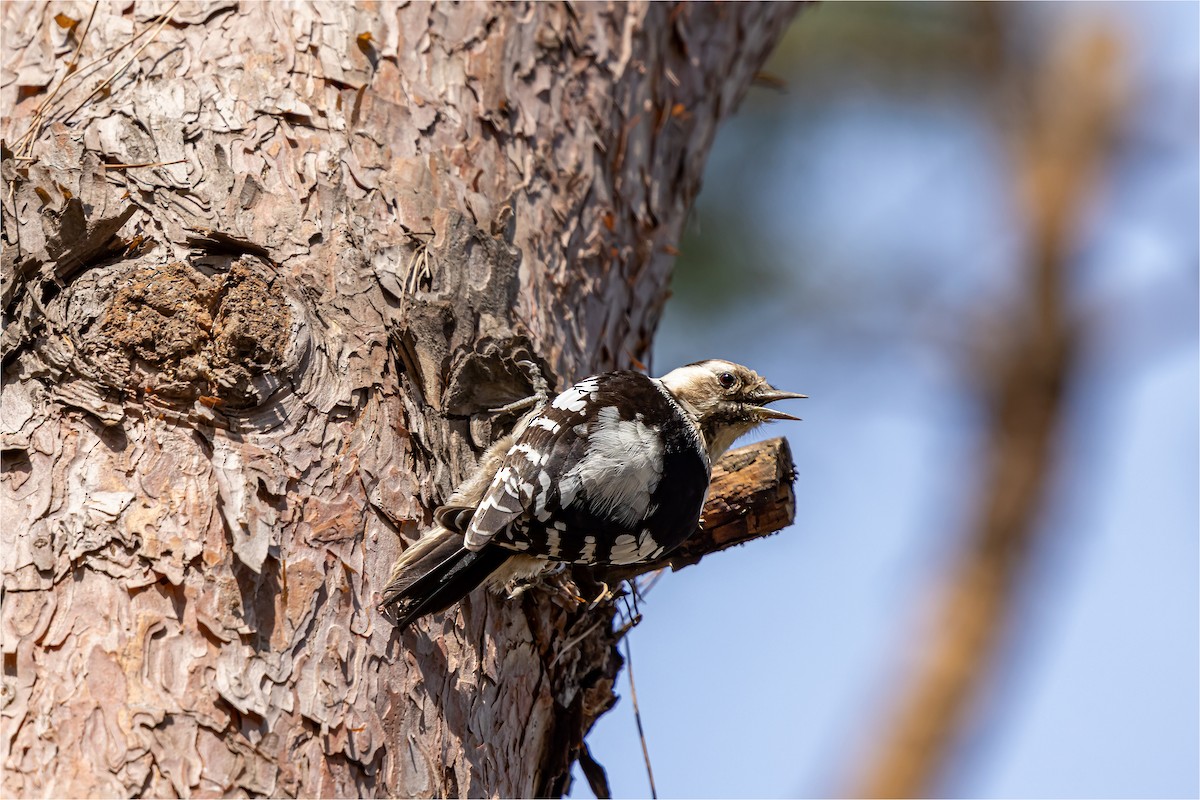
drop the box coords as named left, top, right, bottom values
left=1, top=2, right=799, bottom=796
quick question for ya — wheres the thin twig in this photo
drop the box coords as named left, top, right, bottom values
left=101, top=158, right=186, bottom=169
left=68, top=10, right=168, bottom=76
left=550, top=617, right=606, bottom=668
left=612, top=611, right=641, bottom=642
left=63, top=3, right=98, bottom=74
left=16, top=2, right=175, bottom=152
left=624, top=635, right=657, bottom=800
left=38, top=0, right=172, bottom=111
left=15, top=2, right=99, bottom=155
left=56, top=1, right=180, bottom=129
left=634, top=568, right=666, bottom=599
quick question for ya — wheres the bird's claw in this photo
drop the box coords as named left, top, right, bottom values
left=587, top=581, right=614, bottom=609
left=489, top=358, right=551, bottom=416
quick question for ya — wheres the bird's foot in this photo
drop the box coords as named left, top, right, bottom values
left=490, top=358, right=552, bottom=416
left=503, top=561, right=566, bottom=600
left=587, top=581, right=616, bottom=609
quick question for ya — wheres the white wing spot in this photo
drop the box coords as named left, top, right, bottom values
left=579, top=535, right=597, bottom=562
left=610, top=534, right=639, bottom=564
left=531, top=416, right=561, bottom=433
left=610, top=532, right=661, bottom=564
left=552, top=376, right=600, bottom=413
left=479, top=495, right=515, bottom=515
left=513, top=443, right=545, bottom=466
left=534, top=470, right=553, bottom=518
left=636, top=536, right=661, bottom=560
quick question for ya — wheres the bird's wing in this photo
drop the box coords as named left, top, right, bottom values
left=462, top=394, right=590, bottom=551
left=463, top=372, right=708, bottom=565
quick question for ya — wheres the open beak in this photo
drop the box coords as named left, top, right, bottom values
left=752, top=388, right=808, bottom=421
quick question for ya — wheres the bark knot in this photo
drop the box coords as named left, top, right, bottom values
left=86, top=259, right=291, bottom=409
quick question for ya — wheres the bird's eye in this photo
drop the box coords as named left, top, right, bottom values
left=718, top=372, right=737, bottom=390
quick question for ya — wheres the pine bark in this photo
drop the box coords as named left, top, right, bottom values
left=1, top=2, right=797, bottom=796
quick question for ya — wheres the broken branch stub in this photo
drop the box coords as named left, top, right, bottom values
left=603, top=436, right=797, bottom=584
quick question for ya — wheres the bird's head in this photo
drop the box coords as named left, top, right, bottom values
left=658, top=359, right=807, bottom=462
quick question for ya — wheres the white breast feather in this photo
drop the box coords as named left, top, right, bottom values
left=559, top=405, right=663, bottom=528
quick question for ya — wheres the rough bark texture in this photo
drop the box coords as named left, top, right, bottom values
left=1, top=2, right=798, bottom=797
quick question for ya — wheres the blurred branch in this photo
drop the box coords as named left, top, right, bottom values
left=851, top=18, right=1124, bottom=799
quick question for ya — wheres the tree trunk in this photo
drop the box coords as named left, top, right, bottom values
left=1, top=2, right=796, bottom=796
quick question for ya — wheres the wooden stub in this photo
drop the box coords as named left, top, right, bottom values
left=605, top=436, right=797, bottom=581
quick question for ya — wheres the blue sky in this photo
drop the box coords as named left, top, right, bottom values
left=571, top=4, right=1198, bottom=797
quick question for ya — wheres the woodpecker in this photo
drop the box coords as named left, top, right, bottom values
left=379, top=359, right=805, bottom=630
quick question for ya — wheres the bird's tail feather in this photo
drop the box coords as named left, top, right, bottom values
left=378, top=526, right=510, bottom=631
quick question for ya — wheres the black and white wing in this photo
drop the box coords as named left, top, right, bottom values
left=462, top=372, right=711, bottom=566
